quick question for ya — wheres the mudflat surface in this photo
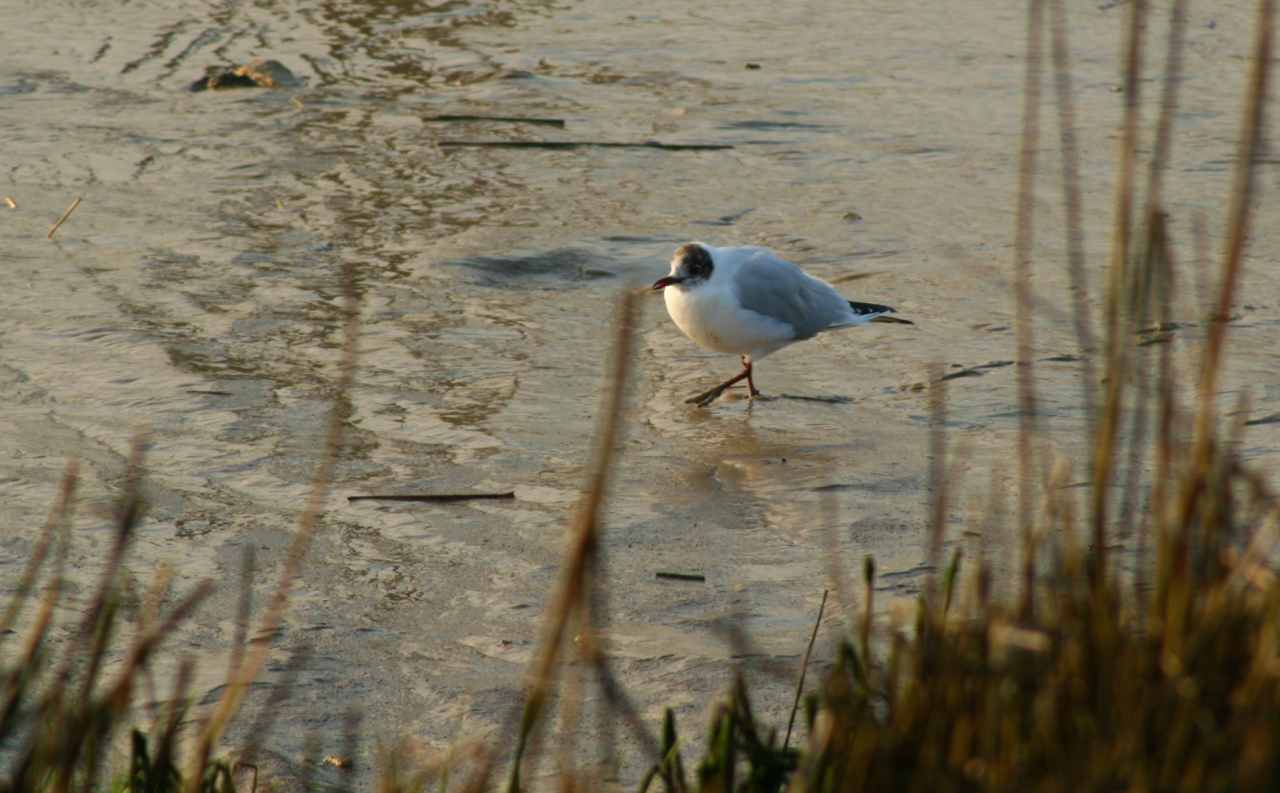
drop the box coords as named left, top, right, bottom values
left=2, top=0, right=1277, bottom=787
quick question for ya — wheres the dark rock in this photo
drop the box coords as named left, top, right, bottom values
left=190, top=59, right=300, bottom=92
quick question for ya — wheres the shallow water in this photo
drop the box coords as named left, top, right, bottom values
left=2, top=0, right=1278, bottom=786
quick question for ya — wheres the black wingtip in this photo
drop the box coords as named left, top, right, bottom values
left=850, top=300, right=913, bottom=325
left=848, top=300, right=897, bottom=316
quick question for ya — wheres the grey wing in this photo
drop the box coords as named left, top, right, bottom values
left=732, top=249, right=852, bottom=339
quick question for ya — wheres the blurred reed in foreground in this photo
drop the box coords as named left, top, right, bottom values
left=2, top=0, right=1277, bottom=791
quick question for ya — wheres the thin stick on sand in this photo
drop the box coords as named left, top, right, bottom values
left=655, top=571, right=705, bottom=582
left=47, top=196, right=82, bottom=239
left=348, top=492, right=515, bottom=503
left=784, top=589, right=828, bottom=750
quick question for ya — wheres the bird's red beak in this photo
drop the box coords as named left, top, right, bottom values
left=652, top=276, right=683, bottom=291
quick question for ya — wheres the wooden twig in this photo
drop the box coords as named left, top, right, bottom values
left=438, top=140, right=733, bottom=151
left=655, top=572, right=705, bottom=582
left=348, top=492, right=515, bottom=503
left=1014, top=0, right=1045, bottom=611
left=1048, top=0, right=1097, bottom=440
left=47, top=196, right=81, bottom=239
left=424, top=114, right=566, bottom=127
left=938, top=360, right=1014, bottom=381
left=779, top=393, right=852, bottom=404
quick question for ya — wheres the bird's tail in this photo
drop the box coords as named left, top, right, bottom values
left=849, top=301, right=914, bottom=325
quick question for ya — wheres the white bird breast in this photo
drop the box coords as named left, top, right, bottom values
left=663, top=280, right=795, bottom=359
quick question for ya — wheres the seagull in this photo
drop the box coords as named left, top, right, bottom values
left=652, top=242, right=912, bottom=407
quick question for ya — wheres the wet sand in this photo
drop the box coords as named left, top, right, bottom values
left=2, top=0, right=1278, bottom=786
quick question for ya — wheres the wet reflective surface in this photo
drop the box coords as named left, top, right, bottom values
left=2, top=0, right=1278, bottom=786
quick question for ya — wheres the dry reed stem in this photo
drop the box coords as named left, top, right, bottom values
left=240, top=643, right=313, bottom=769
left=1146, top=214, right=1179, bottom=607
left=584, top=645, right=658, bottom=759
left=228, top=545, right=255, bottom=682
left=1014, top=0, right=1044, bottom=616
left=927, top=363, right=948, bottom=610
left=1117, top=220, right=1161, bottom=538
left=185, top=258, right=361, bottom=791
left=52, top=436, right=146, bottom=709
left=0, top=498, right=71, bottom=738
left=984, top=463, right=1008, bottom=607
left=1120, top=5, right=1187, bottom=558
left=1191, top=0, right=1273, bottom=454
left=959, top=265, right=1079, bottom=334
left=1048, top=0, right=1097, bottom=440
left=584, top=508, right=618, bottom=777
left=820, top=493, right=858, bottom=636
left=1175, top=210, right=1210, bottom=403
left=784, top=590, right=827, bottom=750
left=47, top=195, right=81, bottom=239
left=1224, top=466, right=1280, bottom=589
left=8, top=469, right=72, bottom=668
left=1173, top=0, right=1273, bottom=543
left=1092, top=0, right=1148, bottom=586
left=136, top=563, right=175, bottom=724
left=160, top=660, right=196, bottom=766
left=861, top=556, right=875, bottom=663
left=557, top=608, right=588, bottom=786
left=0, top=460, right=77, bottom=638
left=509, top=291, right=638, bottom=792
left=1145, top=0, right=1188, bottom=211
left=100, top=580, right=215, bottom=711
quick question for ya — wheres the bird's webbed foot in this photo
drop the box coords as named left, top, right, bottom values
left=685, top=361, right=755, bottom=408
left=685, top=383, right=730, bottom=407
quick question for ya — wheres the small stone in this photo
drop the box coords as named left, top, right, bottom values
left=190, top=58, right=300, bottom=92
left=233, top=59, right=300, bottom=88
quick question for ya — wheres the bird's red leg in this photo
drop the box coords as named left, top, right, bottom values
left=743, top=356, right=761, bottom=397
left=685, top=360, right=753, bottom=407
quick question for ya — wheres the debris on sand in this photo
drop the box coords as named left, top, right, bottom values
left=189, top=59, right=301, bottom=92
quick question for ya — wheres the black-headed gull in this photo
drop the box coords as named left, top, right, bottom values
left=652, top=243, right=912, bottom=407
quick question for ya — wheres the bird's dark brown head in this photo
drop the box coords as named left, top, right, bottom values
left=652, top=243, right=714, bottom=291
